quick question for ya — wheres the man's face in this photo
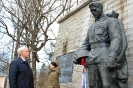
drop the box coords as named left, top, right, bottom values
left=90, top=6, right=103, bottom=19
left=50, top=64, right=55, bottom=69
left=20, top=48, right=29, bottom=59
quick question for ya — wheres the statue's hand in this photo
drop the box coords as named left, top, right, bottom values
left=107, top=57, right=117, bottom=68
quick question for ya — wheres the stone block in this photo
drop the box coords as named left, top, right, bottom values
left=104, top=8, right=113, bottom=14
left=102, top=0, right=113, bottom=8
left=127, top=0, right=133, bottom=4
left=111, top=0, right=126, bottom=10
left=122, top=15, right=133, bottom=24
left=128, top=76, right=133, bottom=87
left=128, top=7, right=133, bottom=16
left=128, top=61, right=133, bottom=69
left=73, top=65, right=84, bottom=72
left=128, top=34, right=133, bottom=41
left=126, top=54, right=133, bottom=62
left=124, top=3, right=133, bottom=11
left=128, top=40, right=133, bottom=48
left=128, top=69, right=133, bottom=76
left=129, top=47, right=133, bottom=55
left=113, top=2, right=126, bottom=11
left=126, top=28, right=133, bottom=35
left=73, top=83, right=82, bottom=88
left=124, top=23, right=128, bottom=30
left=128, top=21, right=133, bottom=29
left=60, top=83, right=74, bottom=88
left=73, top=76, right=82, bottom=83
left=72, top=71, right=82, bottom=78
left=100, top=0, right=106, bottom=3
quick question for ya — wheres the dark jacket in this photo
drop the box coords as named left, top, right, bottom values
left=45, top=61, right=60, bottom=88
left=9, top=57, right=34, bottom=88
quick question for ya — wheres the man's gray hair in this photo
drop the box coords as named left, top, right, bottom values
left=89, top=1, right=103, bottom=9
left=17, top=46, right=28, bottom=55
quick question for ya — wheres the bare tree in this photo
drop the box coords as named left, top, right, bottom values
left=0, top=0, right=71, bottom=87
left=0, top=51, right=10, bottom=75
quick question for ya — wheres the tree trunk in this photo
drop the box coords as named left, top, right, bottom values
left=14, top=42, right=19, bottom=59
left=31, top=51, right=36, bottom=88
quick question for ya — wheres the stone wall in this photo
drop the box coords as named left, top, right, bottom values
left=53, top=0, right=133, bottom=88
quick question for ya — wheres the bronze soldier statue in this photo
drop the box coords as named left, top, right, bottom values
left=74, top=1, right=128, bottom=88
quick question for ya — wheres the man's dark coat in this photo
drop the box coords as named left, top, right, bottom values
left=9, top=57, right=34, bottom=88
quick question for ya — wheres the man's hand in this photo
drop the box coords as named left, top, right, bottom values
left=107, top=57, right=117, bottom=68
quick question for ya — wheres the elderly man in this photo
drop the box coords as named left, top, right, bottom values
left=9, top=46, right=34, bottom=88
left=74, top=1, right=128, bottom=88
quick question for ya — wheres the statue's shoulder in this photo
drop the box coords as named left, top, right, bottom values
left=106, top=10, right=119, bottom=18
left=107, top=17, right=119, bottom=22
left=106, top=10, right=122, bottom=23
left=107, top=17, right=123, bottom=26
left=106, top=17, right=123, bottom=27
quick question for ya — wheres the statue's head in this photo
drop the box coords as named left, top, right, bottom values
left=89, top=1, right=103, bottom=19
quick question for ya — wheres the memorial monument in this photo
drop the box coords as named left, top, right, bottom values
left=56, top=52, right=74, bottom=83
left=74, top=1, right=128, bottom=88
